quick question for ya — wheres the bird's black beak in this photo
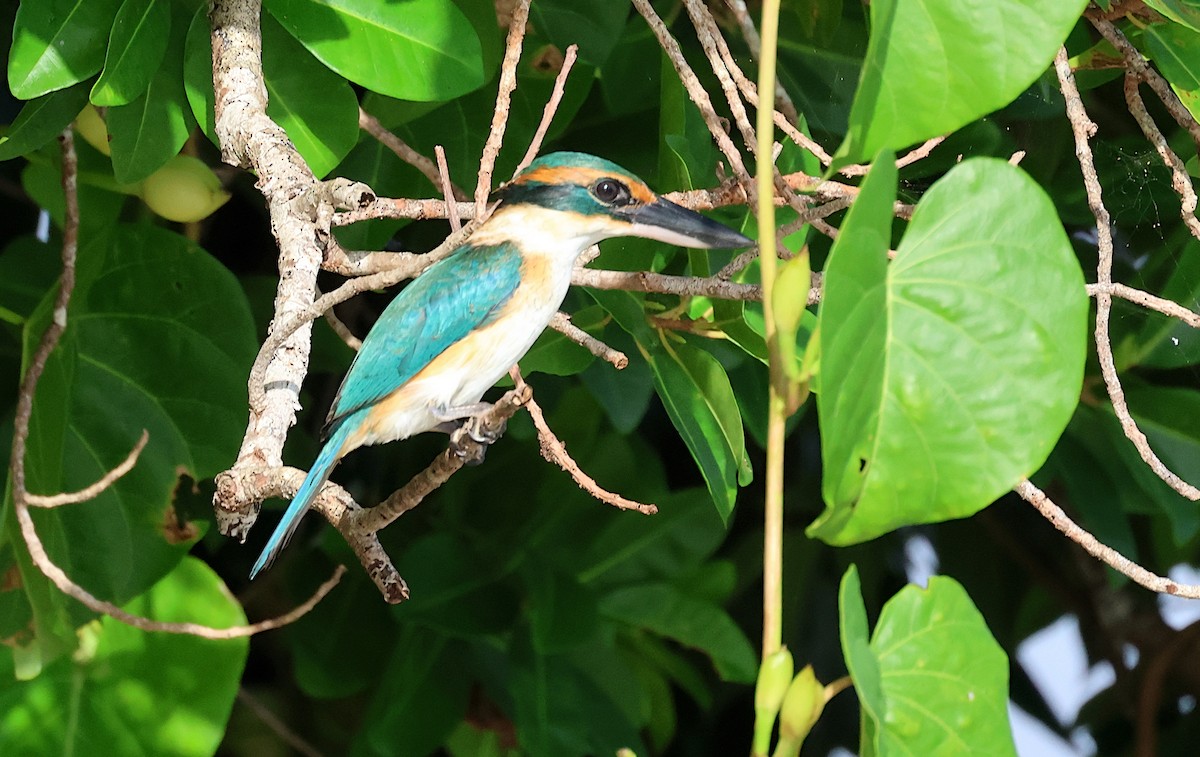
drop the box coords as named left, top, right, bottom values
left=623, top=197, right=753, bottom=249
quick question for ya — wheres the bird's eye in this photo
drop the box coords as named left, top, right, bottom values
left=592, top=178, right=629, bottom=205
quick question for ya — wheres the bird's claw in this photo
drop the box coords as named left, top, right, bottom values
left=449, top=414, right=507, bottom=466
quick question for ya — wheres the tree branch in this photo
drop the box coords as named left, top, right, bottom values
left=513, top=369, right=656, bottom=514
left=26, top=430, right=149, bottom=507
left=475, top=0, right=531, bottom=213
left=1016, top=479, right=1200, bottom=598
left=1054, top=47, right=1200, bottom=501
left=8, top=129, right=343, bottom=637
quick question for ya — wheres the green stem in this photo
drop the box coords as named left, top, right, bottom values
left=756, top=0, right=784, bottom=659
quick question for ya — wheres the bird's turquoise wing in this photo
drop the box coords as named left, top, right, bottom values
left=324, top=242, right=523, bottom=436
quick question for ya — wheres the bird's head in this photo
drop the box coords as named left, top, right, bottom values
left=492, top=152, right=752, bottom=250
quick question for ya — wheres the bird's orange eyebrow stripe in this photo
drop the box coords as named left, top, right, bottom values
left=515, top=166, right=658, bottom=205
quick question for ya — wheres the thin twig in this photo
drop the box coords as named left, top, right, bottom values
left=316, top=287, right=362, bottom=352
left=549, top=312, right=628, bottom=369
left=514, top=44, right=579, bottom=177
left=27, top=430, right=149, bottom=507
left=475, top=0, right=531, bottom=214
left=1122, top=73, right=1200, bottom=241
left=333, top=197, right=479, bottom=226
left=725, top=0, right=801, bottom=126
left=683, top=0, right=758, bottom=156
left=633, top=0, right=751, bottom=186
left=1091, top=18, right=1200, bottom=151
left=573, top=267, right=762, bottom=301
left=358, top=107, right=465, bottom=200
left=1016, top=479, right=1200, bottom=598
left=1087, top=282, right=1200, bottom=328
left=237, top=688, right=326, bottom=757
left=1054, top=48, right=1200, bottom=501
left=840, top=137, right=947, bottom=177
left=9, top=130, right=344, bottom=636
left=511, top=368, right=656, bottom=514
left=435, top=145, right=461, bottom=232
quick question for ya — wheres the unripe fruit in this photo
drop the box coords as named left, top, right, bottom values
left=74, top=105, right=111, bottom=155
left=140, top=155, right=231, bottom=223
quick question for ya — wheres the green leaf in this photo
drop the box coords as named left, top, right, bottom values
left=182, top=5, right=216, bottom=140
left=659, top=52, right=716, bottom=192
left=600, top=582, right=757, bottom=683
left=0, top=83, right=91, bottom=162
left=1144, top=0, right=1200, bottom=33
left=263, top=0, right=486, bottom=101
left=1126, top=384, right=1200, bottom=501
left=839, top=566, right=1017, bottom=757
left=813, top=150, right=897, bottom=522
left=812, top=158, right=1087, bottom=544
left=89, top=0, right=171, bottom=106
left=839, top=566, right=885, bottom=754
left=577, top=489, right=726, bottom=586
left=592, top=290, right=750, bottom=521
left=0, top=557, right=248, bottom=756
left=1123, top=236, right=1200, bottom=369
left=260, top=13, right=359, bottom=177
left=106, top=8, right=193, bottom=183
left=530, top=0, right=630, bottom=66
left=13, top=224, right=256, bottom=635
left=834, top=0, right=1087, bottom=165
left=0, top=237, right=63, bottom=324
left=287, top=572, right=397, bottom=699
left=1143, top=21, right=1200, bottom=123
left=354, top=625, right=472, bottom=757
left=385, top=48, right=596, bottom=185
left=8, top=0, right=121, bottom=99
left=527, top=569, right=600, bottom=654
left=519, top=327, right=595, bottom=377
left=507, top=630, right=646, bottom=756
left=20, top=153, right=129, bottom=235
left=1145, top=22, right=1200, bottom=89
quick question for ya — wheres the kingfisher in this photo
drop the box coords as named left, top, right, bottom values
left=250, top=151, right=752, bottom=578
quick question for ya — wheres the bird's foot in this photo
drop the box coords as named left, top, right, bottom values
left=447, top=408, right=507, bottom=467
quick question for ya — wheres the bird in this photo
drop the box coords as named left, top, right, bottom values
left=250, top=151, right=753, bottom=578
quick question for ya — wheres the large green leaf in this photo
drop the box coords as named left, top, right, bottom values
left=376, top=45, right=596, bottom=185
left=89, top=0, right=171, bottom=106
left=506, top=628, right=647, bottom=757
left=839, top=566, right=1016, bottom=757
left=263, top=0, right=485, bottom=101
left=592, top=289, right=749, bottom=522
left=0, top=557, right=248, bottom=756
left=260, top=13, right=359, bottom=177
left=530, top=0, right=630, bottom=66
left=838, top=566, right=885, bottom=754
left=1144, top=0, right=1200, bottom=32
left=599, top=581, right=757, bottom=683
left=812, top=157, right=1087, bottom=544
left=10, top=224, right=256, bottom=648
left=834, top=0, right=1087, bottom=165
left=1122, top=235, right=1200, bottom=370
left=8, top=0, right=121, bottom=99
left=106, top=7, right=193, bottom=183
left=352, top=625, right=472, bottom=757
left=0, top=83, right=91, bottom=162
left=1143, top=21, right=1200, bottom=123
left=576, top=488, right=725, bottom=586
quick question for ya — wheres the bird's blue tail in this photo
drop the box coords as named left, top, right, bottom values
left=250, top=424, right=350, bottom=579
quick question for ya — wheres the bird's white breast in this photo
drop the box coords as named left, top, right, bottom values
left=347, top=211, right=587, bottom=450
